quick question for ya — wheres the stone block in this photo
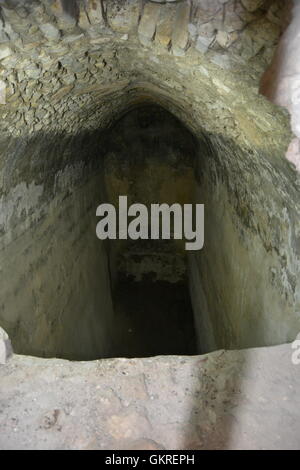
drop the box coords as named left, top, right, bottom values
left=138, top=2, right=161, bottom=47
left=83, top=0, right=103, bottom=25
left=39, top=23, right=61, bottom=41
left=193, top=0, right=220, bottom=24
left=156, top=4, right=176, bottom=48
left=0, top=327, right=13, bottom=363
left=26, top=2, right=48, bottom=23
left=156, top=18, right=172, bottom=48
left=195, top=35, right=214, bottom=54
left=0, top=45, right=13, bottom=60
left=50, top=0, right=79, bottom=19
left=78, top=4, right=91, bottom=30
left=197, top=22, right=217, bottom=38
left=107, top=0, right=140, bottom=34
left=223, top=2, right=246, bottom=32
left=241, top=0, right=264, bottom=12
left=172, top=1, right=191, bottom=56
left=216, top=30, right=238, bottom=48
left=49, top=0, right=79, bottom=29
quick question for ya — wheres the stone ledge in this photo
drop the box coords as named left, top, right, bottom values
left=0, top=327, right=13, bottom=365
left=0, top=343, right=299, bottom=449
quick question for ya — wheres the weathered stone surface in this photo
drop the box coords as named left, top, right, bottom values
left=260, top=0, right=300, bottom=172
left=78, top=3, right=91, bottom=30
left=62, top=32, right=85, bottom=44
left=267, top=1, right=286, bottom=26
left=0, top=45, right=12, bottom=60
left=286, top=137, right=300, bottom=172
left=39, top=23, right=61, bottom=41
left=197, top=22, right=217, bottom=38
left=83, top=0, right=103, bottom=25
left=156, top=19, right=172, bottom=48
left=0, top=0, right=286, bottom=102
left=138, top=2, right=161, bottom=47
left=51, top=84, right=74, bottom=101
left=241, top=0, right=264, bottom=12
left=193, top=0, right=220, bottom=24
left=223, top=2, right=246, bottom=32
left=156, top=4, right=176, bottom=48
left=195, top=35, right=214, bottom=53
left=209, top=52, right=232, bottom=69
left=216, top=30, right=238, bottom=48
left=107, top=0, right=140, bottom=34
left=0, top=327, right=13, bottom=364
left=50, top=0, right=79, bottom=23
left=171, top=1, right=191, bottom=56
left=0, top=344, right=300, bottom=449
left=188, top=22, right=197, bottom=40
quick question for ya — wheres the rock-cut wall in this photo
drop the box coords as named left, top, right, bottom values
left=0, top=0, right=299, bottom=358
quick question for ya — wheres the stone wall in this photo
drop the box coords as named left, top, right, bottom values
left=0, top=0, right=290, bottom=141
left=260, top=0, right=300, bottom=172
left=0, top=0, right=299, bottom=357
left=103, top=105, right=197, bottom=284
left=0, top=131, right=118, bottom=359
left=190, top=133, right=300, bottom=352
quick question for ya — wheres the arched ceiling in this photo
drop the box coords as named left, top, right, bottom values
left=0, top=0, right=292, bottom=157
